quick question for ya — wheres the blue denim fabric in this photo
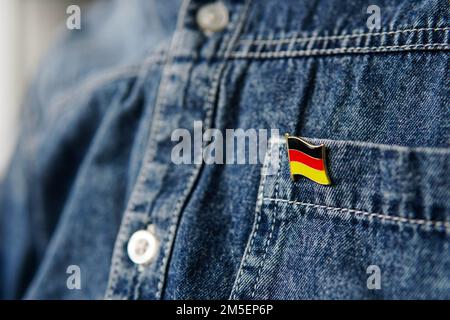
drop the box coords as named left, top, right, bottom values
left=0, top=0, right=449, bottom=299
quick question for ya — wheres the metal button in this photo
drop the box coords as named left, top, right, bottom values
left=196, top=2, right=229, bottom=34
left=127, top=226, right=158, bottom=265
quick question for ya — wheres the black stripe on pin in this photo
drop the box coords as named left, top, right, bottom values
left=286, top=136, right=323, bottom=159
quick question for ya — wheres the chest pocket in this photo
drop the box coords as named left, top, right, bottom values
left=231, top=137, right=450, bottom=299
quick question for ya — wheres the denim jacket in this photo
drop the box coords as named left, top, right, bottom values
left=1, top=0, right=449, bottom=299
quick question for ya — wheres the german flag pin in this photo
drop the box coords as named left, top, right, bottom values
left=285, top=134, right=332, bottom=185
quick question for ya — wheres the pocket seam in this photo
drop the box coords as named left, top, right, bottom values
left=263, top=197, right=450, bottom=233
left=230, top=137, right=278, bottom=299
left=249, top=140, right=281, bottom=299
left=238, top=27, right=450, bottom=45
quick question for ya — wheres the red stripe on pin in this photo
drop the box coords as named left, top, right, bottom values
left=288, top=149, right=324, bottom=171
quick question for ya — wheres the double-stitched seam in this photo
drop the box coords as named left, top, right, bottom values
left=268, top=136, right=450, bottom=155
left=103, top=60, right=163, bottom=299
left=230, top=137, right=274, bottom=300
left=263, top=198, right=450, bottom=232
left=103, top=0, right=190, bottom=300
left=155, top=0, right=254, bottom=300
left=230, top=43, right=449, bottom=59
left=250, top=140, right=281, bottom=299
left=238, top=27, right=450, bottom=45
left=165, top=28, right=450, bottom=60
left=138, top=0, right=193, bottom=300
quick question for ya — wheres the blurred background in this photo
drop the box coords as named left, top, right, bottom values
left=0, top=0, right=92, bottom=177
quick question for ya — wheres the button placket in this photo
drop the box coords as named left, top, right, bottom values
left=104, top=0, right=252, bottom=300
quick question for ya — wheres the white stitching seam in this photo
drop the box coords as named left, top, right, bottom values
left=229, top=137, right=275, bottom=299
left=155, top=0, right=254, bottom=300
left=104, top=0, right=191, bottom=300
left=238, top=27, right=450, bottom=45
left=250, top=140, right=281, bottom=299
left=230, top=43, right=449, bottom=58
left=268, top=136, right=450, bottom=155
left=263, top=198, right=450, bottom=232
left=103, top=56, right=167, bottom=299
left=149, top=0, right=193, bottom=300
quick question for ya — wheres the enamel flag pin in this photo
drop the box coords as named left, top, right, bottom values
left=285, top=134, right=332, bottom=185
